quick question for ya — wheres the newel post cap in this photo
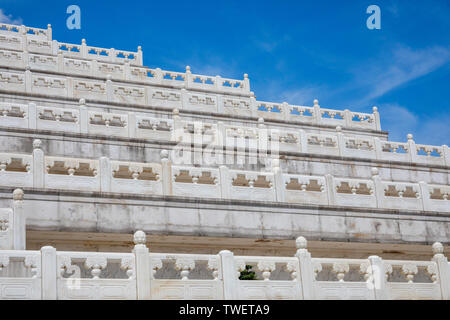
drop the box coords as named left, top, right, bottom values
left=133, top=230, right=147, bottom=245
left=13, top=188, right=24, bottom=201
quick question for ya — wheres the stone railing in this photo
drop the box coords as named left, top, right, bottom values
left=0, top=101, right=447, bottom=166
left=0, top=146, right=449, bottom=212
left=0, top=22, right=141, bottom=65
left=0, top=216, right=449, bottom=299
left=0, top=45, right=379, bottom=128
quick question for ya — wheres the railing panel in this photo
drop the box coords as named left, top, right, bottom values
left=0, top=250, right=41, bottom=300
left=56, top=251, right=136, bottom=300
left=150, top=253, right=223, bottom=300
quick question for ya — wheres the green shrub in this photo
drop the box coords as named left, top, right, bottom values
left=239, top=264, right=257, bottom=280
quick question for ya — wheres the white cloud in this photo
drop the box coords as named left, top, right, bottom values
left=380, top=104, right=450, bottom=145
left=353, top=45, right=450, bottom=106
left=0, top=9, right=22, bottom=25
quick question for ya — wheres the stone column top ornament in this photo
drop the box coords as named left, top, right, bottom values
left=33, top=139, right=42, bottom=149
left=295, top=236, right=307, bottom=250
left=160, top=149, right=169, bottom=160
left=13, top=188, right=24, bottom=201
left=371, top=167, right=379, bottom=177
left=133, top=230, right=146, bottom=246
left=432, top=242, right=444, bottom=255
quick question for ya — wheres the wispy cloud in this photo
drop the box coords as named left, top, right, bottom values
left=380, top=104, right=450, bottom=145
left=0, top=9, right=22, bottom=25
left=252, top=33, right=291, bottom=54
left=353, top=45, right=450, bottom=106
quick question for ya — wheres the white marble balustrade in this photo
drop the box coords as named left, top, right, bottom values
left=0, top=228, right=449, bottom=300
left=0, top=148, right=448, bottom=213
left=1, top=101, right=447, bottom=166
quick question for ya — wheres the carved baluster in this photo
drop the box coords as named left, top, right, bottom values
left=24, top=255, right=39, bottom=278
left=85, top=256, right=107, bottom=279
left=207, top=257, right=220, bottom=280
left=312, top=262, right=322, bottom=280
left=359, top=261, right=371, bottom=281
left=285, top=261, right=298, bottom=281
left=0, top=255, right=9, bottom=272
left=257, top=261, right=275, bottom=281
left=401, top=263, right=418, bottom=283
left=175, top=258, right=195, bottom=280
left=120, top=257, right=135, bottom=279
left=384, top=263, right=393, bottom=281
left=0, top=218, right=9, bottom=231
left=332, top=262, right=349, bottom=282
left=426, top=264, right=438, bottom=283
left=235, top=260, right=245, bottom=279
left=150, top=258, right=162, bottom=279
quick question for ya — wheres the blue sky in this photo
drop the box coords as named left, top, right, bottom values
left=1, top=0, right=449, bottom=145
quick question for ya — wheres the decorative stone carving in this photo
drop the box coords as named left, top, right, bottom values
left=24, top=255, right=39, bottom=278
left=235, top=260, right=246, bottom=279
left=285, top=261, right=298, bottom=280
left=175, top=258, right=195, bottom=280
left=0, top=255, right=9, bottom=271
left=257, top=261, right=275, bottom=281
left=120, top=257, right=135, bottom=279
left=150, top=258, right=162, bottom=279
left=426, top=264, right=438, bottom=283
left=133, top=230, right=146, bottom=245
left=207, top=257, right=220, bottom=280
left=332, top=262, right=349, bottom=282
left=401, top=263, right=418, bottom=283
left=0, top=218, right=8, bottom=231
left=312, top=262, right=322, bottom=280
left=85, top=256, right=107, bottom=279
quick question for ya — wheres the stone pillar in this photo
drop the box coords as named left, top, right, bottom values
left=335, top=126, right=345, bottom=156
left=41, top=246, right=57, bottom=300
left=219, top=250, right=237, bottom=300
left=133, top=231, right=151, bottom=300
left=137, top=45, right=143, bottom=66
left=371, top=167, right=384, bottom=208
left=372, top=106, right=381, bottom=131
left=99, top=157, right=111, bottom=193
left=243, top=73, right=250, bottom=93
left=299, top=129, right=308, bottom=153
left=272, top=159, right=285, bottom=202
left=295, top=236, right=315, bottom=299
left=431, top=242, right=450, bottom=300
left=312, top=99, right=321, bottom=125
left=128, top=112, right=136, bottom=138
left=407, top=134, right=418, bottom=163
left=418, top=181, right=431, bottom=211
left=184, top=66, right=191, bottom=89
left=105, top=74, right=113, bottom=102
left=344, top=109, right=352, bottom=128
left=373, top=137, right=383, bottom=160
left=24, top=67, right=32, bottom=93
left=442, top=145, right=450, bottom=167
left=160, top=150, right=172, bottom=196
left=219, top=166, right=230, bottom=199
left=249, top=92, right=257, bottom=117
left=46, top=24, right=52, bottom=41
left=324, top=174, right=335, bottom=205
left=32, top=139, right=44, bottom=189
left=12, top=189, right=26, bottom=250
left=28, top=102, right=36, bottom=129
left=79, top=98, right=88, bottom=134
left=368, top=255, right=389, bottom=300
